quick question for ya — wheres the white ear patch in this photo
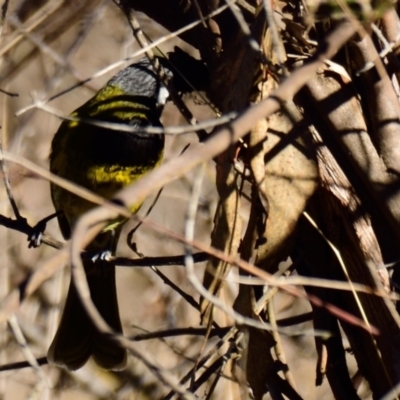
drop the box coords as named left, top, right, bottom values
left=157, top=86, right=169, bottom=106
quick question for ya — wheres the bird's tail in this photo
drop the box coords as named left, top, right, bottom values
left=47, top=231, right=126, bottom=370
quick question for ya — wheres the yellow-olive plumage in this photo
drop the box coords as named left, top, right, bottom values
left=48, top=59, right=169, bottom=370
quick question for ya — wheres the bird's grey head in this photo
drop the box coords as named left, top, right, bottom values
left=109, top=58, right=172, bottom=107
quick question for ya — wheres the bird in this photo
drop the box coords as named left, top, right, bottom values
left=47, top=58, right=171, bottom=370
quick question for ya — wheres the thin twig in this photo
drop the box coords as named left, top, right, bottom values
left=163, top=327, right=238, bottom=400
left=35, top=102, right=236, bottom=135
left=127, top=188, right=163, bottom=239
left=184, top=164, right=219, bottom=387
left=151, top=266, right=202, bottom=313
left=0, top=356, right=48, bottom=372
left=0, top=132, right=20, bottom=219
left=225, top=0, right=262, bottom=53
left=0, top=88, right=17, bottom=97
left=113, top=252, right=209, bottom=267
left=7, top=315, right=48, bottom=391
left=188, top=331, right=242, bottom=395
left=130, top=326, right=231, bottom=341
left=267, top=300, right=298, bottom=392
left=261, top=0, right=288, bottom=74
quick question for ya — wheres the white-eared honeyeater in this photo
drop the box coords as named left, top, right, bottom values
left=47, top=58, right=171, bottom=370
